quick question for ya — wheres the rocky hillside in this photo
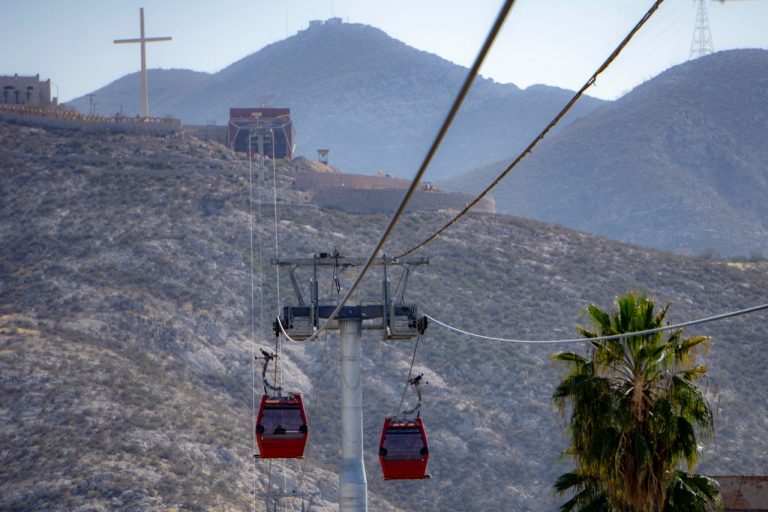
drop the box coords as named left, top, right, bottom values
left=1, top=120, right=767, bottom=511
left=445, top=49, right=768, bottom=258
left=66, top=21, right=604, bottom=180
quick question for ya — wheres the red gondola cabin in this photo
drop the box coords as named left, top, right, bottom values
left=378, top=417, right=430, bottom=480
left=255, top=394, right=308, bottom=458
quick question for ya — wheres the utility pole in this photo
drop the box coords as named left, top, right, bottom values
left=272, top=253, right=429, bottom=512
left=87, top=93, right=97, bottom=115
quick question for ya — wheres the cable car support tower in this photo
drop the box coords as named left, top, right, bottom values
left=272, top=252, right=429, bottom=512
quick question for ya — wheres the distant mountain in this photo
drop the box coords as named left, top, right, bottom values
left=445, top=49, right=768, bottom=257
left=66, top=21, right=604, bottom=179
left=2, top=120, right=767, bottom=510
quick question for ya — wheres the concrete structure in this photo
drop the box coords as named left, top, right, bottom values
left=228, top=108, right=295, bottom=158
left=294, top=170, right=410, bottom=192
left=0, top=75, right=52, bottom=107
left=293, top=169, right=496, bottom=214
left=339, top=319, right=367, bottom=511
left=0, top=105, right=180, bottom=136
left=307, top=17, right=343, bottom=29
left=114, top=8, right=172, bottom=118
left=309, top=186, right=495, bottom=214
left=714, top=476, right=768, bottom=511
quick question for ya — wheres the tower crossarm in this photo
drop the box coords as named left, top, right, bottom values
left=272, top=253, right=428, bottom=341
left=270, top=255, right=429, bottom=267
left=113, top=37, right=172, bottom=44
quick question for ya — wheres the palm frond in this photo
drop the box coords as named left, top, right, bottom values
left=664, top=470, right=723, bottom=512
left=553, top=292, right=718, bottom=511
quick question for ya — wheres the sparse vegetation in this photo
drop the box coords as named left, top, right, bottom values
left=1, top=120, right=766, bottom=510
left=446, top=49, right=768, bottom=259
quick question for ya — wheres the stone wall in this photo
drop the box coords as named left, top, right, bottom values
left=310, top=186, right=495, bottom=214
left=294, top=170, right=410, bottom=191
left=714, top=476, right=768, bottom=511
left=0, top=108, right=180, bottom=136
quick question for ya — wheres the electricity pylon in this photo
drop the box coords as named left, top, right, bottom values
left=690, top=0, right=714, bottom=59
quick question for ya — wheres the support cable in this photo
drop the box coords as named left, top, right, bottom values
left=270, top=132, right=283, bottom=389
left=296, top=265, right=342, bottom=489
left=270, top=137, right=288, bottom=496
left=296, top=331, right=330, bottom=490
left=396, top=0, right=666, bottom=260
left=275, top=0, right=517, bottom=344
left=425, top=302, right=768, bottom=344
left=395, top=333, right=422, bottom=418
left=248, top=134, right=258, bottom=512
left=249, top=134, right=277, bottom=506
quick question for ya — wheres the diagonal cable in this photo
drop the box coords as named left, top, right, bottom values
left=425, top=302, right=768, bottom=344
left=397, top=0, right=666, bottom=259
left=395, top=333, right=422, bottom=418
left=277, top=0, right=517, bottom=344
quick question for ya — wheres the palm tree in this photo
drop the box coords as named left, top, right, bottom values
left=552, top=293, right=722, bottom=512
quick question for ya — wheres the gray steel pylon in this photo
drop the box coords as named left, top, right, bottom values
left=690, top=0, right=714, bottom=59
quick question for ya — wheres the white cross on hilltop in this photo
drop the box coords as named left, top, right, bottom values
left=113, top=8, right=172, bottom=118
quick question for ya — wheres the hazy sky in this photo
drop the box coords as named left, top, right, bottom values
left=1, top=0, right=766, bottom=103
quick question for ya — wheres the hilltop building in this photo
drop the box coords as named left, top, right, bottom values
left=0, top=74, right=54, bottom=107
left=306, top=17, right=343, bottom=30
left=228, top=107, right=295, bottom=158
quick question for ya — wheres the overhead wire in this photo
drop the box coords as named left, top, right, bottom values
left=248, top=133, right=281, bottom=508
left=270, top=131, right=283, bottom=391
left=275, top=0, right=517, bottom=345
left=396, top=0, right=666, bottom=260
left=296, top=264, right=340, bottom=490
left=425, top=302, right=768, bottom=344
left=247, top=135, right=277, bottom=510
left=266, top=133, right=290, bottom=499
left=248, top=134, right=258, bottom=512
left=395, top=333, right=422, bottom=418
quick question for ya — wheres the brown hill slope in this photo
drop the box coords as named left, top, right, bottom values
left=445, top=49, right=768, bottom=258
left=66, top=21, right=604, bottom=181
left=1, top=121, right=767, bottom=510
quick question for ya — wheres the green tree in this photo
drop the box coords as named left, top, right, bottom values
left=552, top=293, right=722, bottom=512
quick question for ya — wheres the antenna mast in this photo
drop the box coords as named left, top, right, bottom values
left=690, top=0, right=714, bottom=59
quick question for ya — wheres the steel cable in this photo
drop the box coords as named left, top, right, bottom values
left=395, top=333, right=422, bottom=418
left=274, top=0, right=517, bottom=345
left=396, top=0, right=666, bottom=260
left=425, top=302, right=768, bottom=344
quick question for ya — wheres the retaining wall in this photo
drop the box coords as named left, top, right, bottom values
left=0, top=110, right=181, bottom=136
left=294, top=170, right=411, bottom=191
left=310, top=186, right=495, bottom=214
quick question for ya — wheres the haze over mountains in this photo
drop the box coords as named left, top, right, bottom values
left=445, top=49, right=768, bottom=258
left=67, top=21, right=768, bottom=258
left=2, top=121, right=767, bottom=510
left=4, top=10, right=768, bottom=511
left=67, top=21, right=605, bottom=180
